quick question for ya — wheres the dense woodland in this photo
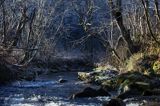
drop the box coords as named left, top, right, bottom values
left=0, top=0, right=160, bottom=65
left=1, top=0, right=160, bottom=106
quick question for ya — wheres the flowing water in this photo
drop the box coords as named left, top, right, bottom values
left=0, top=72, right=110, bottom=106
left=0, top=71, right=158, bottom=106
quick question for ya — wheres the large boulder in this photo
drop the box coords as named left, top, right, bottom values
left=78, top=69, right=119, bottom=86
left=70, top=87, right=110, bottom=99
left=117, top=72, right=153, bottom=94
left=116, top=71, right=160, bottom=99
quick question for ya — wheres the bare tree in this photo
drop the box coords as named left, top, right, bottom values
left=0, top=0, right=65, bottom=66
left=141, top=0, right=160, bottom=45
left=107, top=0, right=140, bottom=54
left=71, top=0, right=97, bottom=61
left=154, top=0, right=160, bottom=22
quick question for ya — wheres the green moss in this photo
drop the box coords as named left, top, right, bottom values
left=153, top=60, right=160, bottom=73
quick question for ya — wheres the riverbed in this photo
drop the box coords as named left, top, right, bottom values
left=0, top=71, right=158, bottom=106
left=0, top=72, right=110, bottom=106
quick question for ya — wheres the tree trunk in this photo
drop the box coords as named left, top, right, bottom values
left=154, top=0, right=160, bottom=22
left=141, top=0, right=160, bottom=45
left=108, top=0, right=136, bottom=54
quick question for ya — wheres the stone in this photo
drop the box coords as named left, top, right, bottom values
left=96, top=87, right=111, bottom=96
left=70, top=87, right=110, bottom=99
left=59, top=78, right=68, bottom=83
left=78, top=69, right=119, bottom=87
left=78, top=72, right=95, bottom=83
left=117, top=71, right=152, bottom=94
left=78, top=72, right=90, bottom=81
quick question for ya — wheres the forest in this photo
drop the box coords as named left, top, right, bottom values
left=0, top=0, right=160, bottom=106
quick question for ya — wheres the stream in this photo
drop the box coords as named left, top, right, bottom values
left=0, top=72, right=110, bottom=106
left=0, top=71, right=150, bottom=106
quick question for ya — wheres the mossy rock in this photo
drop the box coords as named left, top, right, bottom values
left=116, top=72, right=150, bottom=86
left=118, top=79, right=132, bottom=94
left=95, top=74, right=115, bottom=83
left=78, top=72, right=91, bottom=81
left=133, top=82, right=151, bottom=91
left=118, top=80, right=151, bottom=95
left=101, top=78, right=117, bottom=89
left=95, top=76, right=107, bottom=83
left=117, top=72, right=152, bottom=94
left=78, top=69, right=119, bottom=85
